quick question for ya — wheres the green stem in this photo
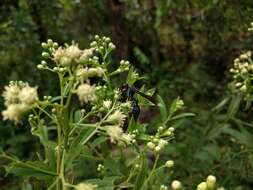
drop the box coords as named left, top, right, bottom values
left=142, top=155, right=160, bottom=189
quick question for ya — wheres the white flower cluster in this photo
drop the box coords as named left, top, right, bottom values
left=2, top=81, right=38, bottom=124
left=76, top=83, right=97, bottom=103
left=76, top=67, right=104, bottom=81
left=76, top=182, right=97, bottom=190
left=103, top=110, right=136, bottom=145
left=105, top=125, right=123, bottom=143
left=105, top=110, right=126, bottom=126
left=52, top=43, right=93, bottom=66
left=230, top=51, right=252, bottom=93
left=146, top=126, right=174, bottom=153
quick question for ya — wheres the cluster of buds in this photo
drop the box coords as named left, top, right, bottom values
left=147, top=137, right=168, bottom=154
left=39, top=39, right=96, bottom=71
left=90, top=35, right=116, bottom=57
left=230, top=51, right=253, bottom=93
left=97, top=164, right=105, bottom=173
left=197, top=175, right=217, bottom=190
left=160, top=184, right=168, bottom=190
left=2, top=81, right=38, bottom=124
left=175, top=98, right=184, bottom=111
left=76, top=67, right=104, bottom=82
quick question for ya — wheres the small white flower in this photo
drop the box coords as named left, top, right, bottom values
left=147, top=142, right=155, bottom=149
left=88, top=67, right=104, bottom=78
left=19, top=85, right=38, bottom=105
left=76, top=67, right=89, bottom=80
left=79, top=48, right=94, bottom=62
left=121, top=133, right=135, bottom=144
left=103, top=100, right=112, bottom=109
left=76, top=182, right=97, bottom=190
left=2, top=104, right=27, bottom=124
left=106, top=125, right=123, bottom=143
left=160, top=185, right=168, bottom=190
left=158, top=139, right=168, bottom=149
left=76, top=83, right=96, bottom=103
left=165, top=160, right=174, bottom=168
left=65, top=44, right=82, bottom=60
left=105, top=110, right=126, bottom=125
left=2, top=82, right=20, bottom=106
left=171, top=180, right=182, bottom=190
left=53, top=43, right=82, bottom=66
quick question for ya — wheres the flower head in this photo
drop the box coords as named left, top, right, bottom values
left=76, top=83, right=96, bottom=103
left=19, top=85, right=38, bottom=105
left=79, top=48, right=94, bottom=63
left=2, top=82, right=21, bottom=106
left=2, top=104, right=27, bottom=124
left=105, top=110, right=126, bottom=125
left=106, top=125, right=123, bottom=143
left=53, top=43, right=82, bottom=66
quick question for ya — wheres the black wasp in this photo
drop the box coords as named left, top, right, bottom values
left=119, top=82, right=156, bottom=131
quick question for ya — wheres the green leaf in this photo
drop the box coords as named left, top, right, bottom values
left=133, top=47, right=150, bottom=65
left=157, top=95, right=167, bottom=122
left=134, top=153, right=147, bottom=190
left=126, top=67, right=145, bottom=85
left=67, top=125, right=97, bottom=168
left=170, top=113, right=196, bottom=120
left=86, top=176, right=119, bottom=190
left=5, top=160, right=56, bottom=181
left=227, top=94, right=241, bottom=118
left=211, top=97, right=230, bottom=112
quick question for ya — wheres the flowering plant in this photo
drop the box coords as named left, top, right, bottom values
left=1, top=36, right=221, bottom=190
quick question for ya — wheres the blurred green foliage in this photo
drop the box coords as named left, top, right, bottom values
left=1, top=0, right=253, bottom=189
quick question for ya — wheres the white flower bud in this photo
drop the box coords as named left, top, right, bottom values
left=165, top=160, right=174, bottom=168
left=171, top=180, right=182, bottom=190
left=206, top=175, right=216, bottom=189
left=147, top=142, right=155, bottom=149
left=197, top=182, right=207, bottom=190
left=154, top=146, right=161, bottom=153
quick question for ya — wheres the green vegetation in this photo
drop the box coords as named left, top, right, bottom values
left=1, top=0, right=253, bottom=189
